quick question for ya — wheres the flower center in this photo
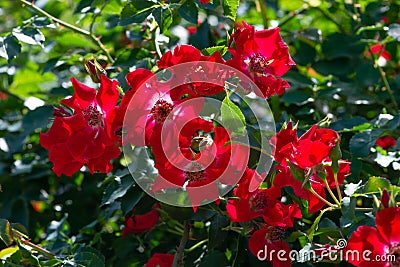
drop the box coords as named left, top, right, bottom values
left=83, top=105, right=103, bottom=128
left=184, top=162, right=205, bottom=182
left=250, top=191, right=268, bottom=212
left=151, top=99, right=174, bottom=123
left=265, top=226, right=286, bottom=242
left=388, top=243, right=400, bottom=267
left=248, top=53, right=273, bottom=76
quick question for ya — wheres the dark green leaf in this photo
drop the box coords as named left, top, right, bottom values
left=0, top=35, right=21, bottom=61
left=208, top=214, right=229, bottom=250
left=341, top=196, right=356, bottom=219
left=75, top=0, right=94, bottom=13
left=12, top=27, right=45, bottom=46
left=178, top=0, right=198, bottom=24
left=189, top=21, right=211, bottom=49
left=349, top=129, right=383, bottom=157
left=330, top=116, right=369, bottom=132
left=22, top=105, right=53, bottom=134
left=101, top=176, right=135, bottom=206
left=199, top=251, right=228, bottom=267
left=119, top=2, right=157, bottom=26
left=153, top=6, right=173, bottom=33
left=120, top=187, right=143, bottom=215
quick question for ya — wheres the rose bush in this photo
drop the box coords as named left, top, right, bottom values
left=0, top=1, right=399, bottom=267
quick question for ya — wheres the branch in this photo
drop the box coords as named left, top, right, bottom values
left=172, top=221, right=190, bottom=267
left=20, top=0, right=114, bottom=64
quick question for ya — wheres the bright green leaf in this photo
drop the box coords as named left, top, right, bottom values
left=223, top=0, right=239, bottom=21
left=221, top=94, right=246, bottom=135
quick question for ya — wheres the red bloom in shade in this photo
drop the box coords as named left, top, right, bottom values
left=40, top=75, right=121, bottom=176
left=274, top=161, right=350, bottom=214
left=199, top=0, right=210, bottom=4
left=226, top=168, right=301, bottom=226
left=227, top=22, right=295, bottom=98
left=345, top=207, right=400, bottom=267
left=376, top=136, right=397, bottom=150
left=144, top=253, right=174, bottom=267
left=122, top=204, right=160, bottom=236
left=249, top=227, right=291, bottom=267
left=157, top=45, right=226, bottom=99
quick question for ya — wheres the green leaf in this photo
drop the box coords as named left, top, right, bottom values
left=329, top=116, right=369, bottom=132
left=201, top=46, right=227, bottom=56
left=73, top=247, right=105, bottom=267
left=120, top=187, right=143, bottom=215
left=178, top=0, right=198, bottom=24
left=199, top=251, right=228, bottom=267
left=0, top=219, right=14, bottom=247
left=101, top=176, right=135, bottom=206
left=341, top=196, right=356, bottom=219
left=119, top=2, right=157, bottom=26
left=307, top=208, right=328, bottom=242
left=349, top=129, right=383, bottom=157
left=363, top=176, right=391, bottom=194
left=22, top=105, right=53, bottom=134
left=208, top=214, right=229, bottom=250
left=189, top=21, right=211, bottom=49
left=0, top=246, right=19, bottom=259
left=75, top=0, right=94, bottom=13
left=9, top=66, right=56, bottom=98
left=153, top=6, right=173, bottom=33
left=0, top=35, right=21, bottom=61
left=221, top=94, right=246, bottom=135
left=222, top=0, right=239, bottom=21
left=12, top=27, right=45, bottom=47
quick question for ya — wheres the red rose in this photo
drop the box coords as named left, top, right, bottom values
left=345, top=207, right=400, bottom=267
left=248, top=227, right=292, bottom=267
left=376, top=136, right=397, bottom=150
left=272, top=124, right=339, bottom=169
left=227, top=22, right=295, bottom=98
left=40, top=75, right=121, bottom=176
left=122, top=204, right=160, bottom=235
left=144, top=253, right=174, bottom=267
left=157, top=45, right=226, bottom=98
left=227, top=168, right=301, bottom=226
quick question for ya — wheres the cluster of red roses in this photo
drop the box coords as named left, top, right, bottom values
left=39, top=21, right=356, bottom=267
left=40, top=22, right=294, bottom=180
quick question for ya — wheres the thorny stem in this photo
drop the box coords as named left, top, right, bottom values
left=20, top=0, right=115, bottom=64
left=172, top=221, right=190, bottom=267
